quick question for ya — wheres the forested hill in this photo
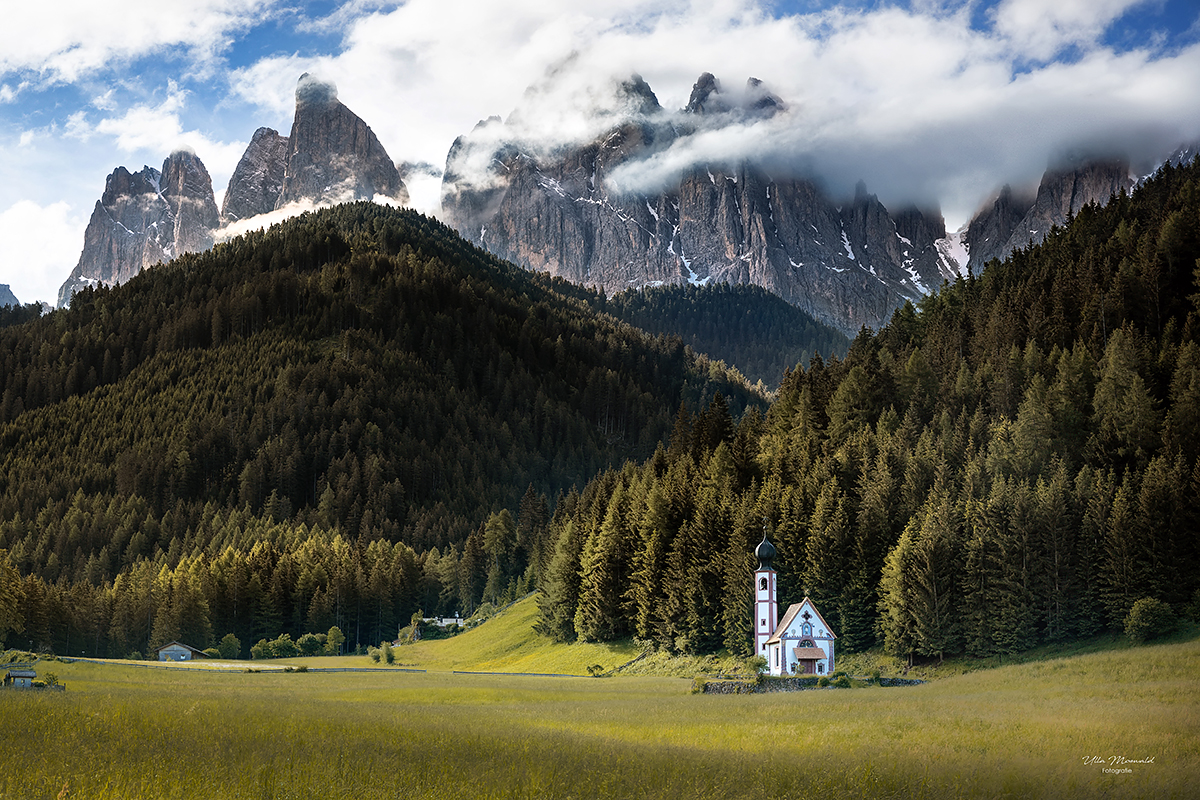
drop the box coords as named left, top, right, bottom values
left=534, top=156, right=1200, bottom=659
left=594, top=283, right=850, bottom=391
left=0, top=203, right=760, bottom=654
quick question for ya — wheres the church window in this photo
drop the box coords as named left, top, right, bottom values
left=818, top=663, right=824, bottom=674
left=760, top=619, right=766, bottom=627
left=759, top=577, right=768, bottom=591
left=802, top=622, right=812, bottom=637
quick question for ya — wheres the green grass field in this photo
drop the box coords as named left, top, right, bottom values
left=3, top=600, right=1198, bottom=799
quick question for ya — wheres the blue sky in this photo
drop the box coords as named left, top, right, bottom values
left=1, top=0, right=1198, bottom=306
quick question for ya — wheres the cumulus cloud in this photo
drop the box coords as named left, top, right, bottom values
left=991, top=0, right=1152, bottom=61
left=66, top=82, right=248, bottom=199
left=0, top=0, right=282, bottom=83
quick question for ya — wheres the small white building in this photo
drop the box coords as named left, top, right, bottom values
left=154, top=642, right=208, bottom=662
left=753, top=532, right=837, bottom=677
left=3, top=668, right=36, bottom=688
left=766, top=598, right=836, bottom=677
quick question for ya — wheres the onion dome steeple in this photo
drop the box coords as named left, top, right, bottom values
left=755, top=530, right=776, bottom=571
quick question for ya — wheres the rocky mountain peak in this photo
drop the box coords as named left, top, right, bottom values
left=963, top=157, right=1132, bottom=273
left=0, top=284, right=18, bottom=307
left=58, top=73, right=409, bottom=308
left=100, top=165, right=160, bottom=207
left=893, top=206, right=947, bottom=246
left=161, top=150, right=220, bottom=254
left=221, top=127, right=289, bottom=223
left=617, top=73, right=662, bottom=116
left=296, top=72, right=339, bottom=107
left=58, top=153, right=218, bottom=307
left=685, top=73, right=722, bottom=115
left=161, top=150, right=213, bottom=199
left=278, top=74, right=408, bottom=208
left=745, top=77, right=783, bottom=116
left=439, top=71, right=968, bottom=334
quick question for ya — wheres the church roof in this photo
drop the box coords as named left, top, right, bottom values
left=765, top=597, right=838, bottom=645
left=792, top=645, right=827, bottom=660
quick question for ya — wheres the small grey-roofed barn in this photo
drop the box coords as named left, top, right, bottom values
left=154, top=642, right=209, bottom=662
left=3, top=669, right=36, bottom=688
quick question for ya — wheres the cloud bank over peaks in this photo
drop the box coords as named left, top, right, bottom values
left=423, top=1, right=1200, bottom=228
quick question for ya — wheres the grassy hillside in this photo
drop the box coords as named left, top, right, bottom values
left=353, top=595, right=641, bottom=675
left=3, top=630, right=1196, bottom=799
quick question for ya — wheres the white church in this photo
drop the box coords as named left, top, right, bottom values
left=753, top=532, right=837, bottom=677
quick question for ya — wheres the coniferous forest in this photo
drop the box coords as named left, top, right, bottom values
left=2, top=157, right=1199, bottom=663
left=0, top=204, right=762, bottom=655
left=597, top=283, right=850, bottom=391
left=533, top=157, right=1200, bottom=659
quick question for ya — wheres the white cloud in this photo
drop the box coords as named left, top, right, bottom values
left=992, top=0, right=1151, bottom=61
left=213, top=198, right=324, bottom=243
left=0, top=0, right=282, bottom=83
left=72, top=82, right=251, bottom=201
left=0, top=201, right=86, bottom=307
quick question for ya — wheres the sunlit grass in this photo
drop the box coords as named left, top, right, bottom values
left=3, top=630, right=1198, bottom=799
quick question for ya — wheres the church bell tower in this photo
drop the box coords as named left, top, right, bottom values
left=753, top=529, right=778, bottom=656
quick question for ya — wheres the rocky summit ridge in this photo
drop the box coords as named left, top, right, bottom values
left=55, top=69, right=1180, bottom=331
left=440, top=71, right=1153, bottom=334
left=440, top=72, right=964, bottom=335
left=58, top=75, right=406, bottom=307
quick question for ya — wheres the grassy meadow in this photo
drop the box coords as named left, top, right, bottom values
left=3, top=601, right=1198, bottom=799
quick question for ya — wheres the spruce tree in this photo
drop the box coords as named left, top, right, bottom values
left=534, top=519, right=583, bottom=642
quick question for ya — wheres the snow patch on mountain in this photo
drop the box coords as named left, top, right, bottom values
left=935, top=225, right=970, bottom=279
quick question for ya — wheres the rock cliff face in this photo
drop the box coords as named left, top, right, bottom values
left=57, top=151, right=218, bottom=307
left=964, top=159, right=1133, bottom=273
left=962, top=185, right=1035, bottom=271
left=277, top=74, right=407, bottom=208
left=0, top=284, right=17, bottom=307
left=441, top=73, right=962, bottom=334
left=221, top=127, right=289, bottom=222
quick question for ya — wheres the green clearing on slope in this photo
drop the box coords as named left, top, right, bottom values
left=289, top=594, right=759, bottom=677
left=3, top=620, right=1196, bottom=799
left=351, top=595, right=642, bottom=675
